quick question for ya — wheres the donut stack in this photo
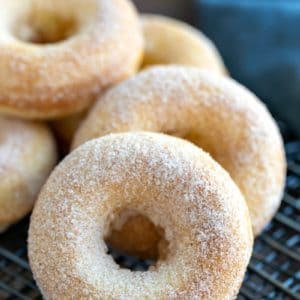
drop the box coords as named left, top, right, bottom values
left=0, top=1, right=286, bottom=299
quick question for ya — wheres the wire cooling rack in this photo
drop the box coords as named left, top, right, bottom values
left=0, top=122, right=299, bottom=300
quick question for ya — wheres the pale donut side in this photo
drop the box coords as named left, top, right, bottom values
left=73, top=66, right=286, bottom=235
left=0, top=0, right=143, bottom=119
left=0, top=116, right=57, bottom=231
left=29, top=132, right=253, bottom=299
left=141, top=14, right=227, bottom=74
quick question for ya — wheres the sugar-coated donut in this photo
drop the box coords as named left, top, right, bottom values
left=73, top=66, right=286, bottom=235
left=29, top=132, right=253, bottom=299
left=50, top=14, right=227, bottom=148
left=0, top=116, right=57, bottom=232
left=141, top=14, right=227, bottom=74
left=0, top=0, right=143, bottom=119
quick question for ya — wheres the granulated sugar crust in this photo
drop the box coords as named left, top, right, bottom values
left=0, top=116, right=57, bottom=229
left=141, top=14, right=227, bottom=74
left=29, top=132, right=253, bottom=299
left=73, top=66, right=286, bottom=235
left=0, top=0, right=143, bottom=119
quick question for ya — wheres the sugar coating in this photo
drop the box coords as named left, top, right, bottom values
left=49, top=13, right=229, bottom=149
left=0, top=116, right=57, bottom=229
left=141, top=14, right=227, bottom=75
left=29, top=132, right=253, bottom=299
left=73, top=66, right=287, bottom=235
left=0, top=0, right=143, bottom=118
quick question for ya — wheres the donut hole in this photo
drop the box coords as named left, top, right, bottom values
left=105, top=213, right=169, bottom=271
left=13, top=10, right=79, bottom=44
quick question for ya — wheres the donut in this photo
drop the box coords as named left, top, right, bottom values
left=0, top=116, right=57, bottom=232
left=141, top=14, right=227, bottom=74
left=29, top=132, right=253, bottom=299
left=73, top=66, right=286, bottom=236
left=0, top=0, right=143, bottom=119
left=50, top=14, right=226, bottom=148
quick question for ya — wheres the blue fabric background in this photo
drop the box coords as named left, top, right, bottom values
left=194, top=0, right=300, bottom=135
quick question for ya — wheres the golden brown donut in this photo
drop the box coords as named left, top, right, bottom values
left=50, top=14, right=226, bottom=148
left=73, top=66, right=286, bottom=236
left=0, top=0, right=143, bottom=119
left=29, top=132, right=253, bottom=299
left=0, top=116, right=57, bottom=232
left=141, top=14, right=227, bottom=74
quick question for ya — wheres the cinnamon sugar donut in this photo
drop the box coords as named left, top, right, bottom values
left=141, top=14, right=227, bottom=74
left=0, top=0, right=143, bottom=119
left=73, top=66, right=286, bottom=236
left=50, top=14, right=226, bottom=149
left=0, top=116, right=57, bottom=232
left=29, top=132, right=253, bottom=299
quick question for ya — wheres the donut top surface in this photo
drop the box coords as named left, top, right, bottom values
left=141, top=14, right=227, bottom=75
left=29, top=132, right=253, bottom=299
left=0, top=0, right=143, bottom=118
left=73, top=66, right=286, bottom=235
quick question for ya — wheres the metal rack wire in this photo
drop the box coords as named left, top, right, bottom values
left=0, top=122, right=299, bottom=300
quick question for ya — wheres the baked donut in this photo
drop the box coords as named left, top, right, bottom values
left=73, top=66, right=286, bottom=236
left=0, top=0, right=143, bottom=119
left=0, top=116, right=57, bottom=232
left=141, top=14, right=227, bottom=74
left=29, top=132, right=253, bottom=299
left=50, top=14, right=226, bottom=148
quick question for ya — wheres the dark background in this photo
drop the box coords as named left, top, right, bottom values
left=134, top=0, right=300, bottom=136
left=133, top=0, right=193, bottom=22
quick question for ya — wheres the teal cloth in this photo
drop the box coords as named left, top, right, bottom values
left=194, top=0, right=300, bottom=135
